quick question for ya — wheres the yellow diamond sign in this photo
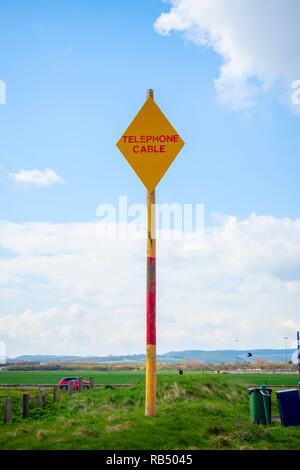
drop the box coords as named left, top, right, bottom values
left=116, top=97, right=185, bottom=193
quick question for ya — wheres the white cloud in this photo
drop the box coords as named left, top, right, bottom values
left=154, top=0, right=300, bottom=109
left=1, top=214, right=300, bottom=356
left=11, top=168, right=66, bottom=187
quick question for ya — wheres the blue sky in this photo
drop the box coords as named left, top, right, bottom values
left=1, top=0, right=300, bottom=357
left=1, top=0, right=299, bottom=223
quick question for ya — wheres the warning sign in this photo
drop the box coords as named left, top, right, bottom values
left=116, top=96, right=184, bottom=193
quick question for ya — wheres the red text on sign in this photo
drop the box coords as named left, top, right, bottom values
left=122, top=134, right=179, bottom=144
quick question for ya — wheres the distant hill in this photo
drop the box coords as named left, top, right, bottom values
left=6, top=349, right=295, bottom=364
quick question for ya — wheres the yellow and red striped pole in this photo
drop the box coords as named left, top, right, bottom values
left=145, top=89, right=156, bottom=417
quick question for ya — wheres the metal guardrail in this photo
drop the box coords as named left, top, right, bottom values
left=222, top=370, right=297, bottom=375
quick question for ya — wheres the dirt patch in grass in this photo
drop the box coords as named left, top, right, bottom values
left=207, top=424, right=226, bottom=436
left=211, top=434, right=232, bottom=448
left=201, top=385, right=213, bottom=395
left=73, top=427, right=97, bottom=438
left=37, top=429, right=49, bottom=439
left=107, top=414, right=120, bottom=422
left=15, top=428, right=29, bottom=435
left=97, top=404, right=116, bottom=412
left=106, top=422, right=135, bottom=432
left=67, top=419, right=78, bottom=426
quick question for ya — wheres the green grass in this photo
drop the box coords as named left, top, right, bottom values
left=0, top=370, right=211, bottom=385
left=0, top=370, right=146, bottom=385
left=219, top=373, right=298, bottom=387
left=0, top=370, right=297, bottom=387
left=0, top=374, right=300, bottom=450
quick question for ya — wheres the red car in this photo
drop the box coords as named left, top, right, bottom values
left=59, top=377, right=90, bottom=391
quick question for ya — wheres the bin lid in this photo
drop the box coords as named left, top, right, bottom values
left=247, top=388, right=260, bottom=395
left=276, top=389, right=299, bottom=395
left=247, top=387, right=272, bottom=395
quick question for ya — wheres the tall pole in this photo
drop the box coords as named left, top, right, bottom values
left=284, top=336, right=288, bottom=370
left=235, top=339, right=239, bottom=366
left=145, top=89, right=156, bottom=417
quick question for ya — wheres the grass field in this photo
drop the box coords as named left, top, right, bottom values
left=0, top=370, right=147, bottom=385
left=0, top=370, right=298, bottom=387
left=1, top=373, right=300, bottom=450
left=219, top=373, right=298, bottom=387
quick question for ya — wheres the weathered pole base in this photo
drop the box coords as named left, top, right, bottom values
left=145, top=344, right=156, bottom=417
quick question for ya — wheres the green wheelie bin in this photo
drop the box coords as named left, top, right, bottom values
left=248, top=386, right=272, bottom=424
